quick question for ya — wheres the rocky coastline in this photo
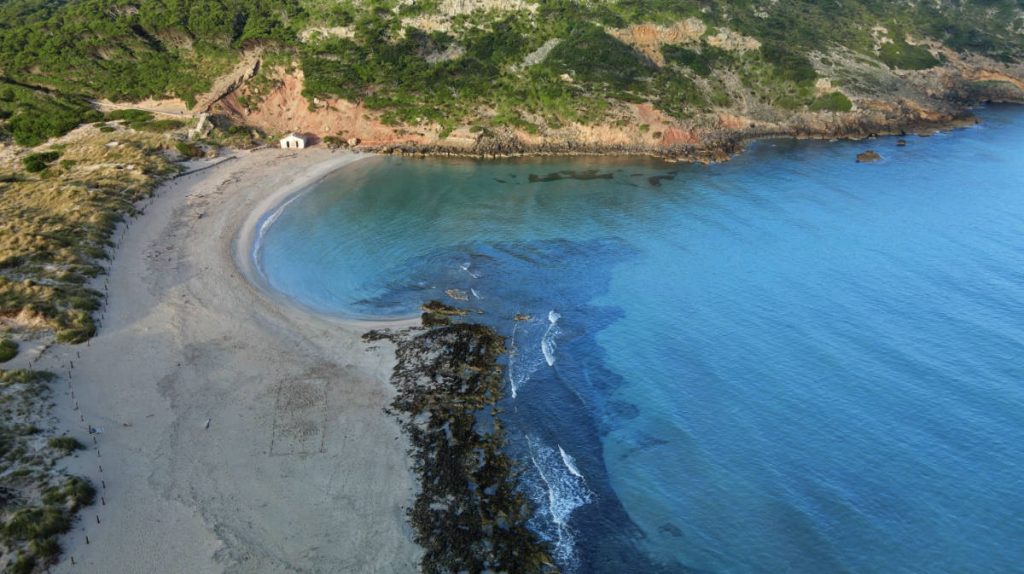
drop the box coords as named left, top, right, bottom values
left=365, top=302, right=558, bottom=574
left=362, top=106, right=988, bottom=163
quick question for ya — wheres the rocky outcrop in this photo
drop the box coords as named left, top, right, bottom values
left=212, top=50, right=1023, bottom=164
left=609, top=20, right=759, bottom=65
left=856, top=150, right=881, bottom=163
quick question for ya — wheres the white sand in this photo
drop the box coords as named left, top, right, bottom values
left=37, top=148, right=421, bottom=573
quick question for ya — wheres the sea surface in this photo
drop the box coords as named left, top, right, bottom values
left=256, top=106, right=1024, bottom=573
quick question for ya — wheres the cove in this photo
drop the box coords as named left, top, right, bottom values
left=255, top=106, right=1024, bottom=572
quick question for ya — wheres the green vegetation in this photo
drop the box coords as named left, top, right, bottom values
left=46, top=436, right=83, bottom=454
left=106, top=110, right=186, bottom=132
left=0, top=338, right=16, bottom=363
left=1, top=130, right=178, bottom=341
left=0, top=0, right=1018, bottom=143
left=21, top=151, right=60, bottom=173
left=106, top=109, right=154, bottom=124
left=0, top=367, right=94, bottom=571
left=810, top=91, right=854, bottom=112
left=545, top=23, right=652, bottom=94
left=0, top=83, right=101, bottom=146
left=42, top=476, right=96, bottom=511
left=879, top=39, right=940, bottom=70
left=663, top=43, right=734, bottom=77
left=175, top=141, right=204, bottom=158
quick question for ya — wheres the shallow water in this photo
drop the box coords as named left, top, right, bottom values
left=257, top=107, right=1024, bottom=572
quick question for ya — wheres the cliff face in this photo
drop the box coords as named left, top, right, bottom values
left=213, top=38, right=1024, bottom=160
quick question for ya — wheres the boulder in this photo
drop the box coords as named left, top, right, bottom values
left=856, top=150, right=881, bottom=163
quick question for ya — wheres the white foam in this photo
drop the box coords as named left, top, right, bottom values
left=470, top=288, right=481, bottom=299
left=508, top=320, right=544, bottom=399
left=558, top=445, right=584, bottom=479
left=460, top=261, right=480, bottom=278
left=541, top=310, right=561, bottom=367
left=251, top=191, right=304, bottom=280
left=525, top=436, right=593, bottom=571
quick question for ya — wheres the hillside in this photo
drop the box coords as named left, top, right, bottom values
left=0, top=1, right=1023, bottom=156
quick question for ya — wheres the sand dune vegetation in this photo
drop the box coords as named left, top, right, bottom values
left=0, top=127, right=178, bottom=342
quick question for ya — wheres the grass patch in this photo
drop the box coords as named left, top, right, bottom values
left=42, top=476, right=96, bottom=511
left=46, top=436, right=83, bottom=454
left=0, top=338, right=16, bottom=363
left=3, top=507, right=71, bottom=540
left=0, top=367, right=94, bottom=570
left=1, top=131, right=176, bottom=339
left=175, top=141, right=204, bottom=158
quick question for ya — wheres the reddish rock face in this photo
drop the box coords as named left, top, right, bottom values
left=215, top=69, right=427, bottom=147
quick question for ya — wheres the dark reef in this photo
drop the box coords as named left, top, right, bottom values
left=365, top=302, right=558, bottom=573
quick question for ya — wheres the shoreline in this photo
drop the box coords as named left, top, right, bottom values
left=43, top=147, right=422, bottom=573
left=237, top=152, right=421, bottom=327
left=360, top=108, right=988, bottom=163
left=30, top=103, right=1020, bottom=572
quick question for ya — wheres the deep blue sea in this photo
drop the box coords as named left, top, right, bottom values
left=256, top=107, right=1024, bottom=573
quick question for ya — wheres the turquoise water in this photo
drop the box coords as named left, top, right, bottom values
left=257, top=107, right=1024, bottom=572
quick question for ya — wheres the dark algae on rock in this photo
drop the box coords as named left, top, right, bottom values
left=365, top=302, right=557, bottom=573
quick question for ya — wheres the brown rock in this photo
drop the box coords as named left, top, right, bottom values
left=856, top=150, right=881, bottom=163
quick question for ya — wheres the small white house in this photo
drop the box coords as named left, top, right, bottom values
left=280, top=133, right=307, bottom=149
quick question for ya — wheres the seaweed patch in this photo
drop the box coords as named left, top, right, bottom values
left=528, top=170, right=614, bottom=183
left=365, top=301, right=557, bottom=573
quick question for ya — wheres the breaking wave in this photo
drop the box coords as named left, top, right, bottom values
left=558, top=445, right=584, bottom=479
left=524, top=436, right=594, bottom=571
left=508, top=319, right=545, bottom=399
left=542, top=310, right=561, bottom=367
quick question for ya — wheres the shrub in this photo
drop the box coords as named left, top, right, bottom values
left=22, top=151, right=60, bottom=173
left=544, top=23, right=654, bottom=93
left=322, top=135, right=345, bottom=149
left=9, top=553, right=35, bottom=574
left=662, top=43, right=734, bottom=77
left=47, top=436, right=84, bottom=453
left=137, top=119, right=185, bottom=132
left=761, top=44, right=818, bottom=85
left=3, top=507, right=71, bottom=540
left=42, top=476, right=96, bottom=510
left=879, top=40, right=940, bottom=70
left=175, top=141, right=204, bottom=158
left=0, top=338, right=17, bottom=362
left=55, top=310, right=96, bottom=343
left=30, top=536, right=61, bottom=559
left=106, top=109, right=154, bottom=123
left=810, top=92, right=853, bottom=112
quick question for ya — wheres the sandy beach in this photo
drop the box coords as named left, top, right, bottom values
left=19, top=148, right=420, bottom=572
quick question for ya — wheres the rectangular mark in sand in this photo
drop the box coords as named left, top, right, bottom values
left=269, top=378, right=328, bottom=456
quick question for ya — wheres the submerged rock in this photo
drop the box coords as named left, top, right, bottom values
left=856, top=150, right=882, bottom=163
left=897, top=139, right=908, bottom=147
left=445, top=288, right=470, bottom=301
